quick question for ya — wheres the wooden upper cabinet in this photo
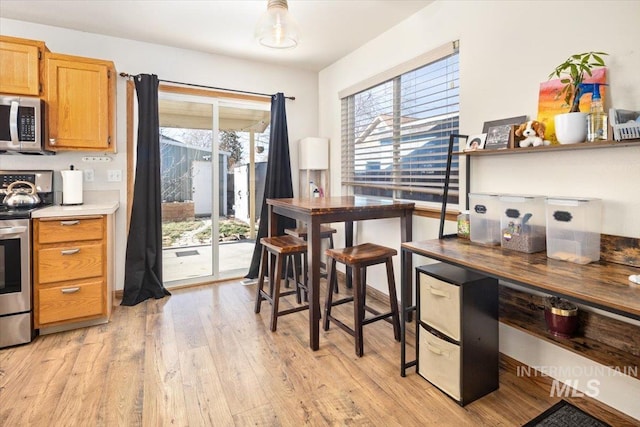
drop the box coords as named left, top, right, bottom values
left=45, top=52, right=116, bottom=152
left=0, top=35, right=48, bottom=95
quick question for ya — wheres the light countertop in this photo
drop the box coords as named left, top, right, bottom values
left=32, top=201, right=119, bottom=218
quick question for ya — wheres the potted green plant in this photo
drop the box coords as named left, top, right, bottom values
left=548, top=52, right=608, bottom=144
left=544, top=296, right=579, bottom=338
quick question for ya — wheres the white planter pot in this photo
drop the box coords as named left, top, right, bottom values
left=555, top=112, right=587, bottom=144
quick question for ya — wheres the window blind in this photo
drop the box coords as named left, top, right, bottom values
left=341, top=42, right=460, bottom=206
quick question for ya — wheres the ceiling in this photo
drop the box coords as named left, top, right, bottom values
left=0, top=0, right=431, bottom=72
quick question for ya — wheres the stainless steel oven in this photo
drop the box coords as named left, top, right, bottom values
left=0, top=218, right=32, bottom=348
left=0, top=170, right=53, bottom=348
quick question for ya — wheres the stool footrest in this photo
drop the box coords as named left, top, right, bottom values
left=325, top=315, right=356, bottom=338
left=328, top=296, right=354, bottom=307
left=362, top=312, right=394, bottom=325
left=278, top=305, right=310, bottom=317
left=279, top=289, right=300, bottom=298
left=258, top=290, right=274, bottom=305
left=258, top=289, right=304, bottom=305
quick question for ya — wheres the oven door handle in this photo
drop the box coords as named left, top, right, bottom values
left=0, top=226, right=28, bottom=236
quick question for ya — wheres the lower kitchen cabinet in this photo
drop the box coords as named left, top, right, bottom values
left=33, top=215, right=111, bottom=329
left=416, top=263, right=499, bottom=406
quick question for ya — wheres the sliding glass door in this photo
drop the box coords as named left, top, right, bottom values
left=158, top=92, right=270, bottom=285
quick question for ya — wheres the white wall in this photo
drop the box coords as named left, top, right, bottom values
left=319, top=0, right=640, bottom=419
left=0, top=18, right=318, bottom=293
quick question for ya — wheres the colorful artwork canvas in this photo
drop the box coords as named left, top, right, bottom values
left=537, top=68, right=607, bottom=144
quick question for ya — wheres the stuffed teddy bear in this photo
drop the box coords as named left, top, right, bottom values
left=515, top=120, right=550, bottom=147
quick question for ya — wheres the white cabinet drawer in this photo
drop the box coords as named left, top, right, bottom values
left=419, top=273, right=461, bottom=341
left=418, top=326, right=461, bottom=401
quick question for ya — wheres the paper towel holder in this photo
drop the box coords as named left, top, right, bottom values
left=61, top=165, right=84, bottom=206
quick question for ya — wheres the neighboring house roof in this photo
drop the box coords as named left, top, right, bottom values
left=354, top=112, right=459, bottom=171
left=160, top=133, right=230, bottom=157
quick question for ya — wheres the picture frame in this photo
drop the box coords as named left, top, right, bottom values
left=482, top=115, right=527, bottom=133
left=464, top=133, right=487, bottom=151
left=482, top=116, right=527, bottom=150
left=484, top=125, right=512, bottom=150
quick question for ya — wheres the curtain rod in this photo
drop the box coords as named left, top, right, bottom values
left=119, top=72, right=295, bottom=100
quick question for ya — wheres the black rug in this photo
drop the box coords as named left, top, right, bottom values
left=524, top=400, right=611, bottom=426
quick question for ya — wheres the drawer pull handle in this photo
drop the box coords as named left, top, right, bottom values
left=61, top=248, right=80, bottom=255
left=60, top=220, right=80, bottom=226
left=61, top=287, right=80, bottom=294
left=426, top=343, right=447, bottom=356
left=428, top=286, right=449, bottom=298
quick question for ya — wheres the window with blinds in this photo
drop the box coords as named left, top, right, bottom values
left=341, top=42, right=460, bottom=206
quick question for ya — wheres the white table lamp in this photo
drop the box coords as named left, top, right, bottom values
left=299, top=137, right=329, bottom=170
left=299, top=137, right=329, bottom=197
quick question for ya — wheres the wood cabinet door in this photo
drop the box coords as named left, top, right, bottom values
left=0, top=37, right=43, bottom=95
left=46, top=54, right=114, bottom=151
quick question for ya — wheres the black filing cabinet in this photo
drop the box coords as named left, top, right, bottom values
left=416, top=263, right=499, bottom=406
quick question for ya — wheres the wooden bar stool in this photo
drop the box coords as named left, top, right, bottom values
left=254, top=235, right=309, bottom=332
left=323, top=243, right=401, bottom=357
left=285, top=225, right=338, bottom=292
left=285, top=225, right=336, bottom=249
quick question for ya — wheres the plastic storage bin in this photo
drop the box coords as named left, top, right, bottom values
left=545, top=197, right=602, bottom=264
left=469, top=193, right=501, bottom=245
left=499, top=195, right=546, bottom=253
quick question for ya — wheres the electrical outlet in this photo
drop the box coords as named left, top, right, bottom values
left=107, top=169, right=122, bottom=182
left=84, top=169, right=94, bottom=182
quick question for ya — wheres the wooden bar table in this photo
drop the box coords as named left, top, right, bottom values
left=267, top=196, right=415, bottom=350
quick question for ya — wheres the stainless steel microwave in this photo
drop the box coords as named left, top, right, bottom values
left=0, top=95, right=50, bottom=154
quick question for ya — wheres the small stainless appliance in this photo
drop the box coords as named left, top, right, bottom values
left=0, top=170, right=53, bottom=348
left=0, top=95, right=51, bottom=154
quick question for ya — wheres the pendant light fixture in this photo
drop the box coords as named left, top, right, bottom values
left=255, top=0, right=299, bottom=49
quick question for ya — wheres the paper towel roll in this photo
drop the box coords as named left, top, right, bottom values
left=61, top=169, right=83, bottom=205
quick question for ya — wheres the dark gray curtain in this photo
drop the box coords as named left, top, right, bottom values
left=246, top=93, right=296, bottom=278
left=121, top=74, right=171, bottom=306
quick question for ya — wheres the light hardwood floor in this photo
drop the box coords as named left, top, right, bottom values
left=0, top=278, right=636, bottom=426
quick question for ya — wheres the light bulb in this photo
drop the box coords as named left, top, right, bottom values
left=255, top=0, right=299, bottom=49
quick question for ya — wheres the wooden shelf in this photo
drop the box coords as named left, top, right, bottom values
left=499, top=285, right=640, bottom=379
left=456, top=139, right=640, bottom=156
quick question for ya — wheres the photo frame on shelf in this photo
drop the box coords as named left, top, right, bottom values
left=482, top=115, right=527, bottom=133
left=482, top=116, right=527, bottom=150
left=485, top=125, right=512, bottom=150
left=464, top=133, right=487, bottom=151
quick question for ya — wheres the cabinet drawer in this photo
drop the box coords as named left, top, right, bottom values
left=38, top=280, right=104, bottom=325
left=37, top=242, right=103, bottom=284
left=37, top=217, right=104, bottom=244
left=418, top=326, right=461, bottom=401
left=419, top=273, right=461, bottom=341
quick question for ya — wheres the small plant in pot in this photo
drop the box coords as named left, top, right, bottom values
left=548, top=51, right=608, bottom=144
left=544, top=296, right=579, bottom=338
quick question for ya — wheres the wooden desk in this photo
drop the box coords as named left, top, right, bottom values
left=400, top=237, right=640, bottom=376
left=267, top=196, right=415, bottom=350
